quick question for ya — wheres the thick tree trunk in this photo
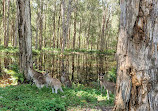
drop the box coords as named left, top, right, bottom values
left=17, top=0, right=32, bottom=80
left=114, top=0, right=158, bottom=111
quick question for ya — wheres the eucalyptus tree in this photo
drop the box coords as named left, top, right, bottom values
left=114, top=0, right=158, bottom=110
left=17, top=0, right=32, bottom=80
left=61, top=0, right=72, bottom=53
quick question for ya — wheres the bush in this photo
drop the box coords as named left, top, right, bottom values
left=107, top=67, right=117, bottom=83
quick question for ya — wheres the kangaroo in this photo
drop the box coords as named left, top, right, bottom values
left=30, top=66, right=46, bottom=89
left=98, top=73, right=115, bottom=100
left=44, top=73, right=63, bottom=94
left=61, top=72, right=72, bottom=88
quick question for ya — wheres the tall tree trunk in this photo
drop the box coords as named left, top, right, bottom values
left=3, top=0, right=6, bottom=46
left=4, top=0, right=10, bottom=48
left=97, top=17, right=101, bottom=50
left=67, top=26, right=71, bottom=49
left=100, top=1, right=106, bottom=51
left=105, top=15, right=110, bottom=50
left=71, top=55, right=75, bottom=81
left=35, top=7, right=39, bottom=50
left=114, top=0, right=158, bottom=111
left=87, top=18, right=91, bottom=50
left=11, top=20, right=14, bottom=46
left=43, top=3, right=47, bottom=48
left=73, top=8, right=77, bottom=49
left=53, top=1, right=56, bottom=48
left=67, top=20, right=71, bottom=49
left=84, top=27, right=87, bottom=49
left=17, top=0, right=32, bottom=80
left=39, top=0, right=43, bottom=50
left=13, top=0, right=18, bottom=47
left=61, top=0, right=66, bottom=53
left=57, top=12, right=61, bottom=49
left=61, top=0, right=72, bottom=54
left=78, top=20, right=82, bottom=49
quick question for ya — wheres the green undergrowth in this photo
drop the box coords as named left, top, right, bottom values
left=43, top=48, right=116, bottom=55
left=0, top=45, right=40, bottom=55
left=0, top=45, right=115, bottom=55
left=107, top=67, right=117, bottom=83
left=0, top=45, right=18, bottom=53
left=0, top=84, right=114, bottom=111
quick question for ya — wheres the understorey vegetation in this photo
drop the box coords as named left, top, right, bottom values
left=0, top=84, right=114, bottom=111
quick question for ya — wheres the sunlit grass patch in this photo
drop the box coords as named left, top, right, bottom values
left=0, top=64, right=24, bottom=87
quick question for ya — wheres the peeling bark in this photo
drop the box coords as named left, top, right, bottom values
left=114, top=0, right=158, bottom=111
left=17, top=0, right=32, bottom=80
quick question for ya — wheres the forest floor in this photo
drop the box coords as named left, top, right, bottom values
left=0, top=84, right=114, bottom=111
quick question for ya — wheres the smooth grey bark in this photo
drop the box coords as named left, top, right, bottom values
left=114, top=0, right=158, bottom=111
left=17, top=0, right=32, bottom=80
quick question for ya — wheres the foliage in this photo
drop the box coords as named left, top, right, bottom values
left=107, top=67, right=117, bottom=83
left=4, top=64, right=24, bottom=84
left=0, top=0, right=119, bottom=51
left=0, top=45, right=18, bottom=53
left=0, top=45, right=116, bottom=55
left=0, top=84, right=114, bottom=110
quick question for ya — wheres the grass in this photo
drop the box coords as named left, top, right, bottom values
left=0, top=84, right=114, bottom=111
left=0, top=64, right=115, bottom=110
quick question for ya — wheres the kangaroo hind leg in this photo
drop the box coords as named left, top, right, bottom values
left=60, top=87, right=63, bottom=92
